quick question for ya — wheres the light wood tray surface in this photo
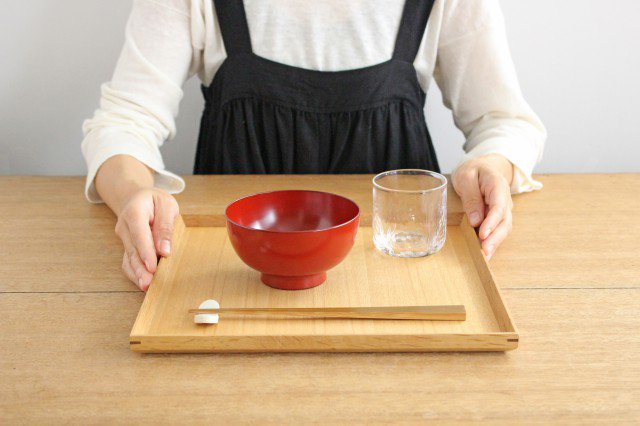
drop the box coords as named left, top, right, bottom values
left=130, top=214, right=517, bottom=352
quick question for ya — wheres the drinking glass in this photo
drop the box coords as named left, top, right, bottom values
left=372, top=169, right=447, bottom=257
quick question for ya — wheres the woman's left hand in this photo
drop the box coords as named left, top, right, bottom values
left=452, top=154, right=514, bottom=260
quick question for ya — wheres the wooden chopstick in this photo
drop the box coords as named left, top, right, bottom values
left=189, top=305, right=466, bottom=321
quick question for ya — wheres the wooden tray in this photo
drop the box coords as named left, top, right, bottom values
left=130, top=214, right=518, bottom=352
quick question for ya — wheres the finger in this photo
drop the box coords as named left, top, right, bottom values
left=454, top=169, right=485, bottom=227
left=478, top=179, right=511, bottom=240
left=481, top=210, right=513, bottom=260
left=126, top=211, right=157, bottom=273
left=120, top=231, right=154, bottom=289
left=151, top=196, right=179, bottom=257
left=122, top=252, right=139, bottom=286
left=128, top=249, right=153, bottom=291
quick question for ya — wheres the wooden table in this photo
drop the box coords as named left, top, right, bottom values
left=1, top=174, right=639, bottom=423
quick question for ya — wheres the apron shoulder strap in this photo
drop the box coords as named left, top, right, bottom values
left=392, top=0, right=436, bottom=62
left=214, top=0, right=253, bottom=55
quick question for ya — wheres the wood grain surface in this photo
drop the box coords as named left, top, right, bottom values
left=1, top=175, right=640, bottom=423
left=130, top=220, right=516, bottom=352
left=2, top=290, right=638, bottom=423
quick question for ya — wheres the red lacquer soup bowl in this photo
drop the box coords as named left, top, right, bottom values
left=225, top=190, right=360, bottom=290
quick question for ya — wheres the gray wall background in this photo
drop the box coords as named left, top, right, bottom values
left=1, top=0, right=639, bottom=176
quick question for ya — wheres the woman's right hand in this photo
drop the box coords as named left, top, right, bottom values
left=114, top=188, right=179, bottom=291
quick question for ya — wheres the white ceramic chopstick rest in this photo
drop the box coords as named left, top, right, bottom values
left=194, top=299, right=219, bottom=324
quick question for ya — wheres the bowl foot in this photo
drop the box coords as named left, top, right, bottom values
left=260, top=272, right=327, bottom=290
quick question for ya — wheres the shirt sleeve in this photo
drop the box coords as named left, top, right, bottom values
left=81, top=0, right=202, bottom=203
left=430, top=0, right=547, bottom=193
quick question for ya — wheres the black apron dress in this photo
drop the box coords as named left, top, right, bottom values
left=194, top=0, right=439, bottom=174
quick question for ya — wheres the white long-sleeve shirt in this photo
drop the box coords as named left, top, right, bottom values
left=82, top=0, right=546, bottom=202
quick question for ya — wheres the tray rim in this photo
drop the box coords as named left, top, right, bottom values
left=129, top=332, right=519, bottom=353
left=130, top=214, right=519, bottom=353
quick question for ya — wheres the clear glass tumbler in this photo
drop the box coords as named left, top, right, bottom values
left=372, top=169, right=447, bottom=257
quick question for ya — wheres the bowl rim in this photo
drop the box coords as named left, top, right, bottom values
left=225, top=190, right=360, bottom=234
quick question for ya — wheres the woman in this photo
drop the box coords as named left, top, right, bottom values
left=82, top=0, right=545, bottom=291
